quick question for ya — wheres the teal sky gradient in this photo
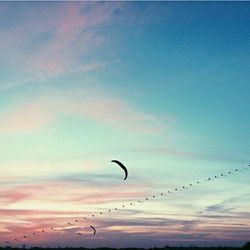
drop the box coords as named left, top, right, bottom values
left=0, top=2, right=249, bottom=248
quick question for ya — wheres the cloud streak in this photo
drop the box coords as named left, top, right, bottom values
left=0, top=89, right=172, bottom=134
left=0, top=2, right=122, bottom=90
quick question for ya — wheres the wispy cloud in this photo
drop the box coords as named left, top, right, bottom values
left=2, top=210, right=250, bottom=248
left=200, top=194, right=250, bottom=216
left=0, top=2, right=122, bottom=90
left=134, top=146, right=248, bottom=164
left=204, top=202, right=235, bottom=214
left=0, top=89, right=172, bottom=134
left=1, top=189, right=250, bottom=247
left=0, top=175, right=148, bottom=208
left=0, top=191, right=31, bottom=205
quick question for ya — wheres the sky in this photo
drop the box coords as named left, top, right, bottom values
left=0, top=1, right=250, bottom=248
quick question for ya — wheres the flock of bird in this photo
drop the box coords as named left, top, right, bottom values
left=2, top=161, right=249, bottom=247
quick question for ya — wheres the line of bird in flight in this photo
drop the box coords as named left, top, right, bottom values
left=2, top=161, right=249, bottom=247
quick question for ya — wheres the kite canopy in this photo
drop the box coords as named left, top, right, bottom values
left=90, top=225, right=96, bottom=235
left=111, top=160, right=128, bottom=180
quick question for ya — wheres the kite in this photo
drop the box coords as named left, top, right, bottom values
left=90, top=225, right=96, bottom=235
left=111, top=160, right=128, bottom=180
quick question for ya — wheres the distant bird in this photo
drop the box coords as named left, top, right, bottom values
left=111, top=160, right=128, bottom=180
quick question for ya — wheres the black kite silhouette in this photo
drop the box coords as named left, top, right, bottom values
left=111, top=160, right=128, bottom=180
left=90, top=225, right=96, bottom=235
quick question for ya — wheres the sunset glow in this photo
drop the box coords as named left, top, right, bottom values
left=0, top=2, right=249, bottom=248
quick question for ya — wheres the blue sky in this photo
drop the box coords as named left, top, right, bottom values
left=0, top=2, right=249, bottom=248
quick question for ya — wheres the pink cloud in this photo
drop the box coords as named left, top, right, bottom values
left=0, top=191, right=31, bottom=205
left=0, top=179, right=148, bottom=208
left=71, top=96, right=171, bottom=133
left=0, top=208, right=87, bottom=219
left=0, top=184, right=44, bottom=205
left=2, top=209, right=250, bottom=248
left=0, top=2, right=123, bottom=93
left=0, top=208, right=89, bottom=245
left=0, top=90, right=173, bottom=134
left=0, top=182, right=249, bottom=247
left=0, top=102, right=54, bottom=133
left=0, top=180, right=152, bottom=244
left=63, top=189, right=147, bottom=205
left=25, top=3, right=121, bottom=77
